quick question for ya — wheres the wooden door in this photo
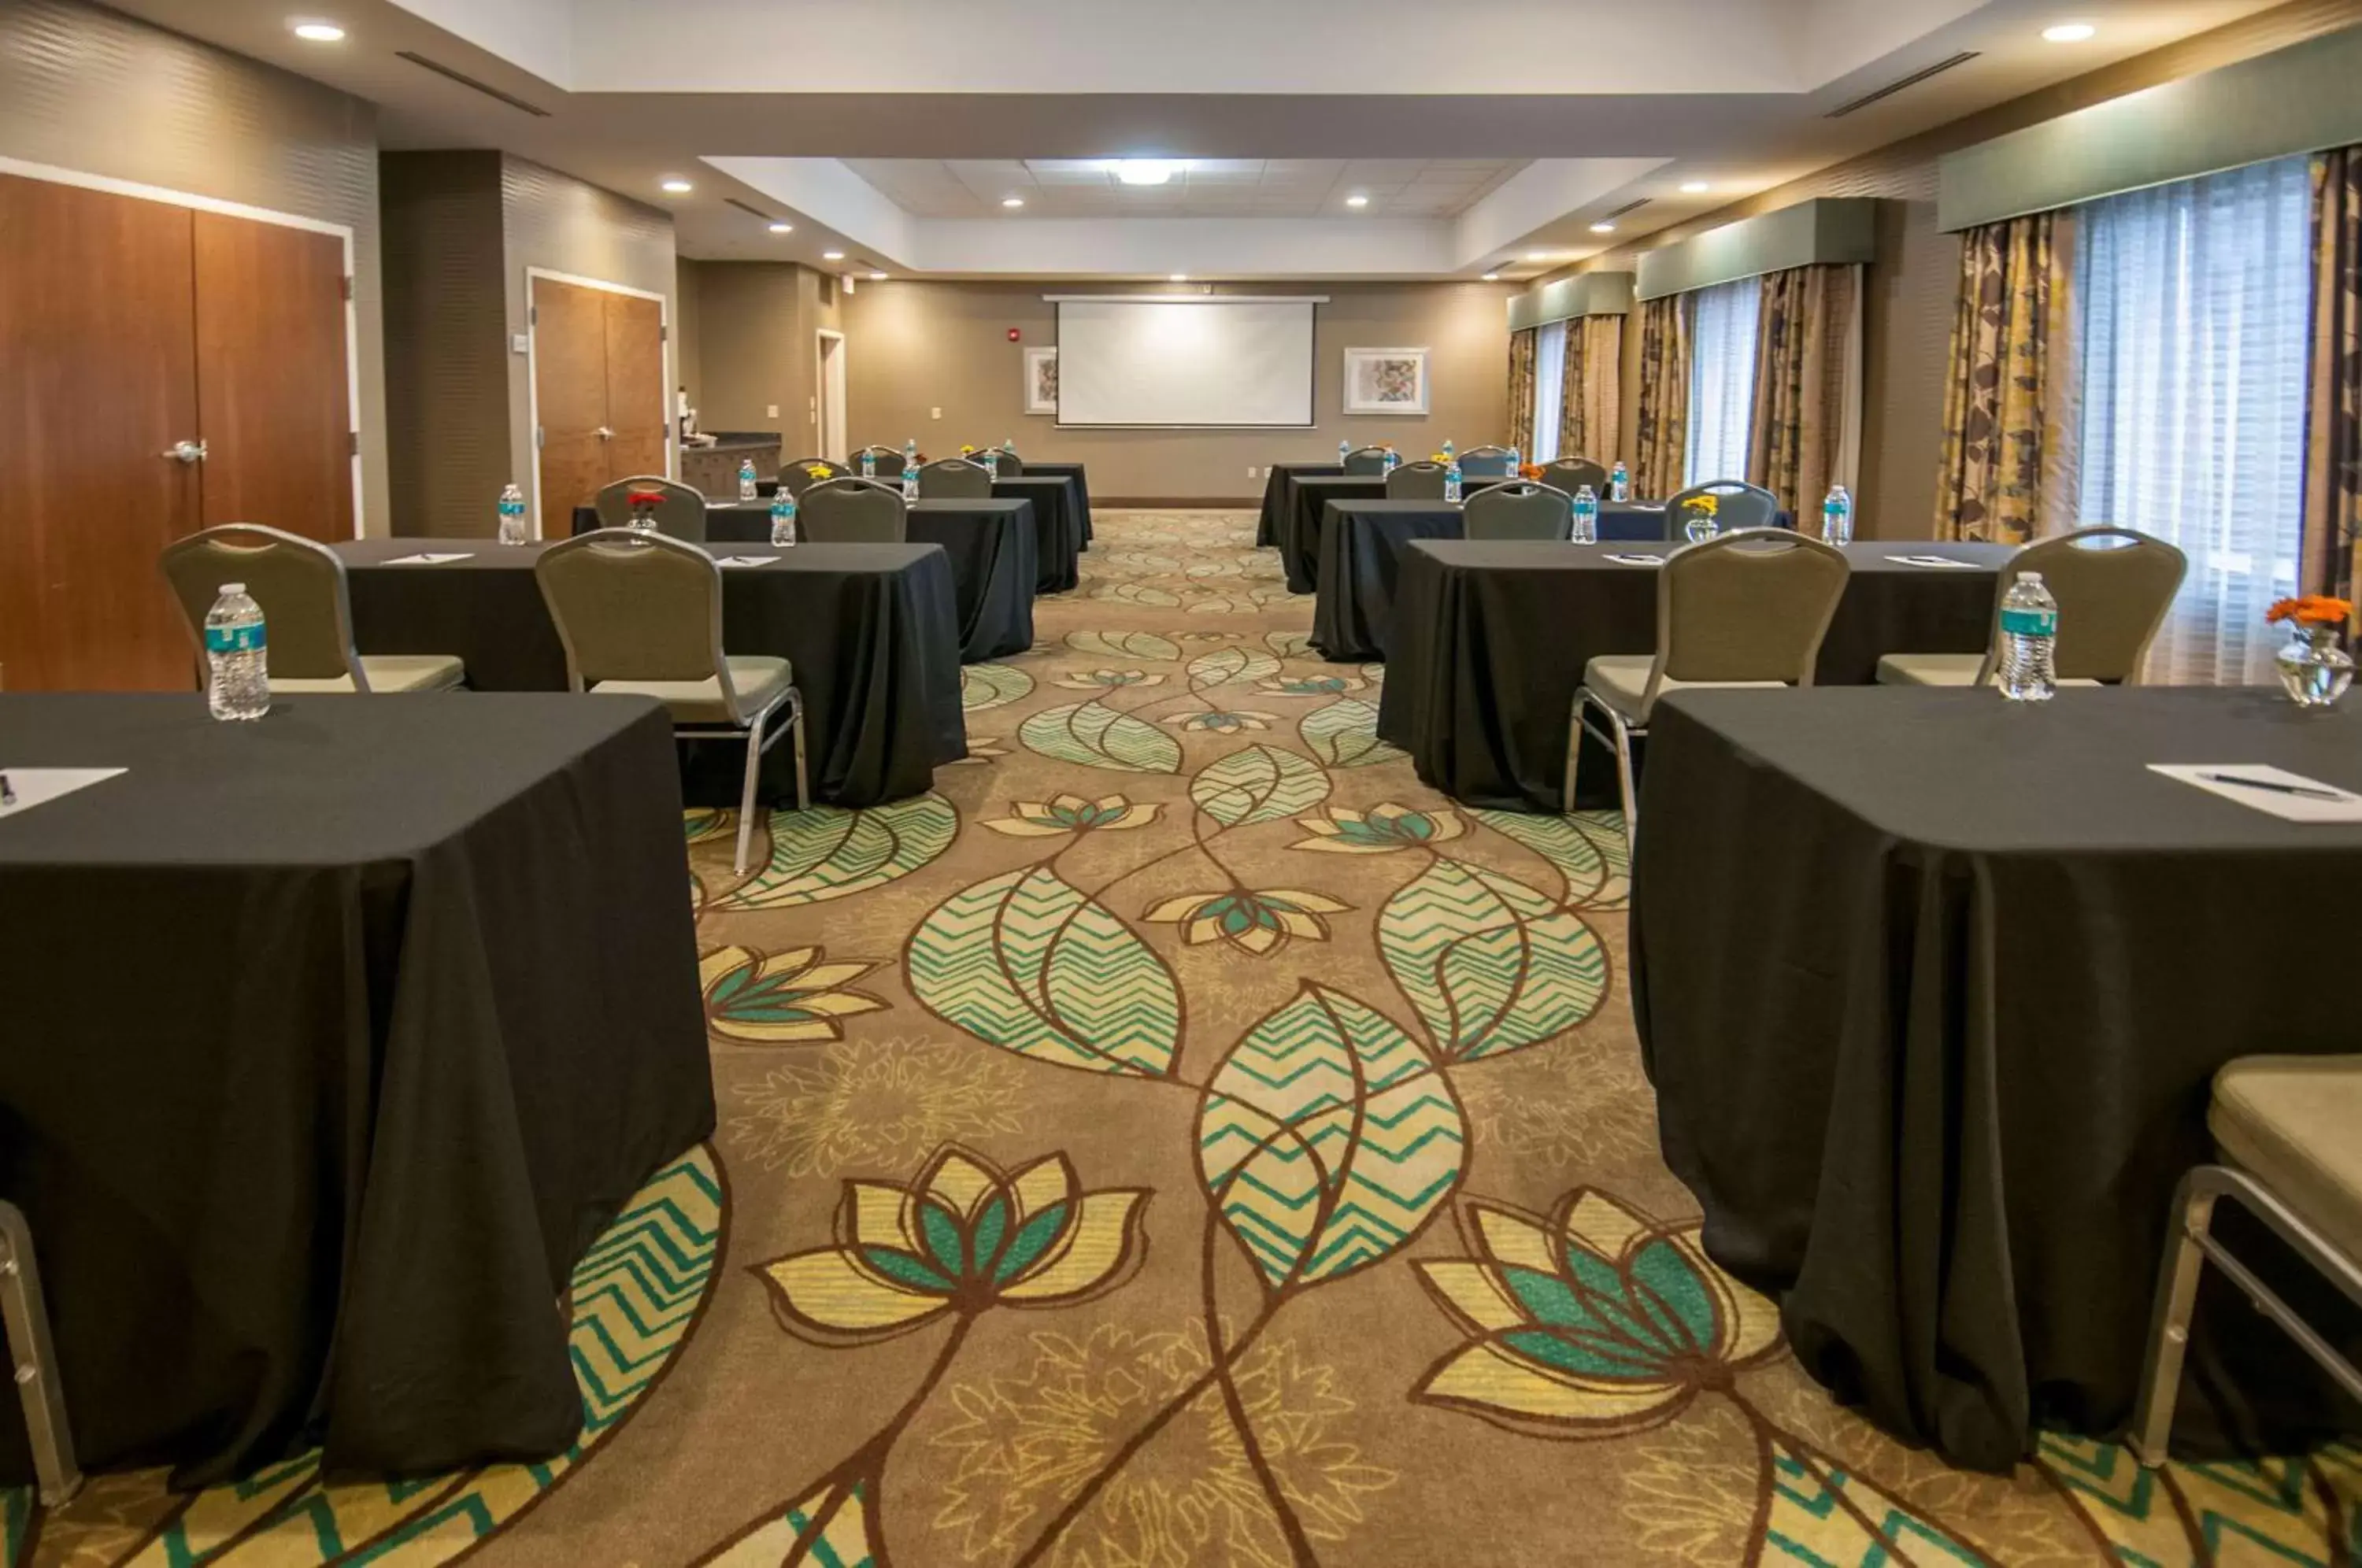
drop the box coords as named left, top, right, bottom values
left=602, top=292, right=667, bottom=482
left=533, top=277, right=614, bottom=540
left=192, top=213, right=353, bottom=541
left=0, top=175, right=201, bottom=691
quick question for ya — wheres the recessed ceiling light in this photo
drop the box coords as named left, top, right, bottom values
left=1346, top=194, right=1370, bottom=208
left=1169, top=272, right=1189, bottom=282
left=2042, top=21, right=2095, bottom=40
left=1588, top=222, right=1617, bottom=234
left=1680, top=180, right=1711, bottom=194
left=1001, top=196, right=1025, bottom=209
left=1110, top=159, right=1181, bottom=186
left=767, top=221, right=793, bottom=234
left=822, top=250, right=845, bottom=261
left=1524, top=250, right=1550, bottom=261
left=1480, top=272, right=1500, bottom=282
left=661, top=179, right=693, bottom=194
left=291, top=20, right=344, bottom=40
left=869, top=272, right=888, bottom=281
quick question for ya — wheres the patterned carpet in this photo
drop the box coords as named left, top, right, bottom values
left=9, top=509, right=2360, bottom=1567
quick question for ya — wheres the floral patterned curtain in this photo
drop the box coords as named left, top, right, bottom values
left=1557, top=315, right=1623, bottom=465
left=2306, top=146, right=2362, bottom=603
left=1747, top=264, right=1859, bottom=525
left=1633, top=294, right=1691, bottom=500
left=1507, top=327, right=1538, bottom=453
left=1932, top=213, right=2076, bottom=542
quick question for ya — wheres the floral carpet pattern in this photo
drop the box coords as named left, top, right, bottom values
left=8, top=510, right=2358, bottom=1568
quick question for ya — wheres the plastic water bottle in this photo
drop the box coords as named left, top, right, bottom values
left=1383, top=446, right=1398, bottom=475
left=497, top=483, right=529, bottom=546
left=1997, top=571, right=2059, bottom=702
left=983, top=447, right=1001, bottom=479
left=1442, top=439, right=1457, bottom=464
left=204, top=583, right=269, bottom=722
left=1610, top=461, right=1631, bottom=503
left=861, top=449, right=877, bottom=479
left=1507, top=446, right=1521, bottom=475
left=738, top=457, right=757, bottom=501
left=902, top=437, right=918, bottom=474
left=901, top=463, right=920, bottom=503
left=1444, top=457, right=1464, bottom=505
left=1572, top=485, right=1601, bottom=544
left=770, top=490, right=798, bottom=547
left=1822, top=484, right=1853, bottom=545
left=1338, top=438, right=1351, bottom=464
left=1002, top=435, right=1016, bottom=456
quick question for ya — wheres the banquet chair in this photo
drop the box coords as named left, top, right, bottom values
left=1342, top=446, right=1393, bottom=476
left=1464, top=483, right=1574, bottom=542
left=852, top=444, right=907, bottom=479
left=780, top=458, right=850, bottom=497
left=1875, top=527, right=2187, bottom=687
left=1, top=1200, right=83, bottom=1507
left=918, top=457, right=993, bottom=500
left=535, top=529, right=809, bottom=874
left=1386, top=460, right=1450, bottom=501
left=594, top=475, right=706, bottom=541
left=1458, top=445, right=1520, bottom=479
left=1542, top=457, right=1609, bottom=494
left=2129, top=1055, right=2362, bottom=1467
left=799, top=478, right=909, bottom=542
left=1666, top=479, right=1783, bottom=533
left=161, top=524, right=466, bottom=695
left=1570, top=529, right=1849, bottom=828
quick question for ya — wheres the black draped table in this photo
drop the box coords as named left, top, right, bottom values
left=335, top=539, right=965, bottom=806
left=1375, top=539, right=2008, bottom=811
left=575, top=500, right=1036, bottom=660
left=1016, top=462, right=1094, bottom=546
left=1280, top=475, right=1517, bottom=594
left=1311, top=500, right=1686, bottom=661
left=0, top=693, right=712, bottom=1485
left=1632, top=686, right=2362, bottom=1467
left=1257, top=461, right=1342, bottom=548
left=994, top=475, right=1086, bottom=588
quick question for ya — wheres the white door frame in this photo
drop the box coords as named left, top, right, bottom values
left=523, top=266, right=674, bottom=539
left=815, top=328, right=847, bottom=464
left=0, top=153, right=365, bottom=537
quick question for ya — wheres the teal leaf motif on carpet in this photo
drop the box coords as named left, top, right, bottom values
left=1020, top=701, right=1183, bottom=774
left=1065, top=630, right=1181, bottom=662
left=961, top=664, right=1034, bottom=712
left=1185, top=646, right=1282, bottom=688
left=1190, top=745, right=1331, bottom=828
left=1299, top=697, right=1404, bottom=768
left=1472, top=810, right=1631, bottom=910
left=1379, top=860, right=1608, bottom=1063
left=721, top=794, right=958, bottom=910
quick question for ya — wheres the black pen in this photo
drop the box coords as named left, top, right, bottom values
left=0, top=771, right=13, bottom=807
left=2199, top=772, right=2348, bottom=801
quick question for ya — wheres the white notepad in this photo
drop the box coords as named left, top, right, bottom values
left=2148, top=764, right=2362, bottom=823
left=0, top=767, right=128, bottom=818
left=1604, top=553, right=1665, bottom=566
left=1885, top=553, right=1981, bottom=569
left=383, top=553, right=473, bottom=565
left=715, top=556, right=776, bottom=568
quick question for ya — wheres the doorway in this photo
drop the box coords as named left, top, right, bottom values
left=816, top=330, right=847, bottom=463
left=526, top=269, right=670, bottom=541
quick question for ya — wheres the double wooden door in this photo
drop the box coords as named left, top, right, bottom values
left=532, top=277, right=665, bottom=541
left=0, top=172, right=353, bottom=691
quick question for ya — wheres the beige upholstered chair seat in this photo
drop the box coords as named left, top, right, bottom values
left=594, top=656, right=792, bottom=723
left=271, top=653, right=465, bottom=694
left=1875, top=653, right=2100, bottom=688
left=2210, top=1056, right=2362, bottom=1262
left=1582, top=655, right=1784, bottom=723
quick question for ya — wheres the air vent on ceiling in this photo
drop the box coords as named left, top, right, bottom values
left=1597, top=196, right=1653, bottom=222
left=724, top=198, right=774, bottom=220
left=1827, top=50, right=1979, bottom=117
left=394, top=51, right=552, bottom=116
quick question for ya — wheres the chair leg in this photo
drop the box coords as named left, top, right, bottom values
left=790, top=697, right=811, bottom=812
left=0, top=1200, right=83, bottom=1508
left=1607, top=708, right=1641, bottom=844
left=2129, top=1174, right=2217, bottom=1467
left=1564, top=698, right=1582, bottom=815
left=735, top=709, right=771, bottom=876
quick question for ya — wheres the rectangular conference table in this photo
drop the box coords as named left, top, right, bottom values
left=761, top=475, right=1087, bottom=589
left=1375, top=538, right=2010, bottom=811
left=1632, top=686, right=2362, bottom=1467
left=1257, top=461, right=1342, bottom=548
left=575, top=499, right=1037, bottom=661
left=0, top=693, right=712, bottom=1485
left=335, top=539, right=965, bottom=807
left=1013, top=462, right=1094, bottom=547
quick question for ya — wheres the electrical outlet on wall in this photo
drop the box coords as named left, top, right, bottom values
left=931, top=407, right=942, bottom=420
left=1247, top=465, right=1259, bottom=479
left=766, top=405, right=779, bottom=419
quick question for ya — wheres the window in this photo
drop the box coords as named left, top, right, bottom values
left=1685, top=279, right=1760, bottom=485
left=1531, top=320, right=1568, bottom=462
left=2075, top=155, right=2312, bottom=685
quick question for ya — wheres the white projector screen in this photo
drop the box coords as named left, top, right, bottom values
left=1055, top=297, right=1316, bottom=428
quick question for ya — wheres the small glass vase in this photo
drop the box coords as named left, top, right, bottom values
left=2275, top=624, right=2355, bottom=710
left=1683, top=511, right=1720, bottom=544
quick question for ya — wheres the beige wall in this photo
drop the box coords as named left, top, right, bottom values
left=0, top=0, right=388, bottom=532
left=839, top=281, right=1512, bottom=501
left=681, top=260, right=848, bottom=459
left=675, top=255, right=704, bottom=418
left=382, top=151, right=508, bottom=537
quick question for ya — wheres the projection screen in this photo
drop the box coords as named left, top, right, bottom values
left=1054, top=296, right=1318, bottom=427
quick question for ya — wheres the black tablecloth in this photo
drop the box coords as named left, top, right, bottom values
left=1281, top=476, right=1518, bottom=594
left=1310, top=501, right=1675, bottom=661
left=1258, top=462, right=1342, bottom=547
left=1375, top=539, right=2008, bottom=811
left=0, top=693, right=711, bottom=1485
left=337, top=539, right=964, bottom=805
left=574, top=501, right=1036, bottom=662
left=1019, top=462, right=1093, bottom=546
left=1631, top=686, right=2362, bottom=1467
left=994, top=476, right=1086, bottom=590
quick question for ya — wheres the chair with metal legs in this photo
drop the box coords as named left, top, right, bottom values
left=1, top=1200, right=83, bottom=1507
left=2129, top=1055, right=2362, bottom=1466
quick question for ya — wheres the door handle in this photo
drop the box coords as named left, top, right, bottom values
left=164, top=439, right=208, bottom=464
left=596, top=427, right=614, bottom=441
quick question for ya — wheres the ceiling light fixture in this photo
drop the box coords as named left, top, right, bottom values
left=1001, top=196, right=1025, bottom=209
left=1346, top=194, right=1370, bottom=208
left=1588, top=222, right=1616, bottom=234
left=661, top=179, right=693, bottom=194
left=1679, top=180, right=1711, bottom=194
left=1110, top=159, right=1181, bottom=186
left=1524, top=250, right=1550, bottom=261
left=768, top=221, right=793, bottom=234
left=1480, top=272, right=1501, bottom=282
left=869, top=272, right=888, bottom=281
left=822, top=250, right=845, bottom=261
left=291, top=20, right=345, bottom=40
left=2042, top=21, right=2095, bottom=40
left=1169, top=272, right=1189, bottom=282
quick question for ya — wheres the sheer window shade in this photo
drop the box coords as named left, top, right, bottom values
left=1531, top=321, right=1568, bottom=462
left=2075, top=155, right=2312, bottom=685
left=1686, top=279, right=1760, bottom=485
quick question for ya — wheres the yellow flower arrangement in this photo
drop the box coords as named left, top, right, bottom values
left=1685, top=494, right=1720, bottom=517
left=805, top=463, right=836, bottom=481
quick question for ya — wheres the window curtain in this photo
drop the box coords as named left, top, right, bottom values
left=2306, top=146, right=2362, bottom=605
left=1507, top=327, right=1538, bottom=454
left=1685, top=279, right=1760, bottom=486
left=1633, top=294, right=1691, bottom=499
left=1748, top=264, right=1862, bottom=523
left=1531, top=322, right=1568, bottom=461
left=1932, top=213, right=2077, bottom=543
left=1557, top=315, right=1623, bottom=465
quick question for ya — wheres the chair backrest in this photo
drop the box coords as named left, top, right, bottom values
left=1542, top=457, right=1609, bottom=494
left=781, top=458, right=850, bottom=497
left=918, top=457, right=992, bottom=500
left=1386, top=460, right=1450, bottom=501
left=160, top=523, right=364, bottom=684
left=1979, top=526, right=2190, bottom=684
left=535, top=530, right=745, bottom=717
left=594, top=475, right=706, bottom=542
left=1342, top=446, right=1392, bottom=476
left=1654, top=529, right=1850, bottom=690
left=1458, top=445, right=1518, bottom=479
left=1668, top=479, right=1782, bottom=533
left=968, top=446, right=1024, bottom=475
left=798, top=478, right=909, bottom=542
left=1463, top=483, right=1575, bottom=542
left=852, top=445, right=907, bottom=478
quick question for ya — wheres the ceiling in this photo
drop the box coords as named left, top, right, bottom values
left=102, top=0, right=2284, bottom=281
